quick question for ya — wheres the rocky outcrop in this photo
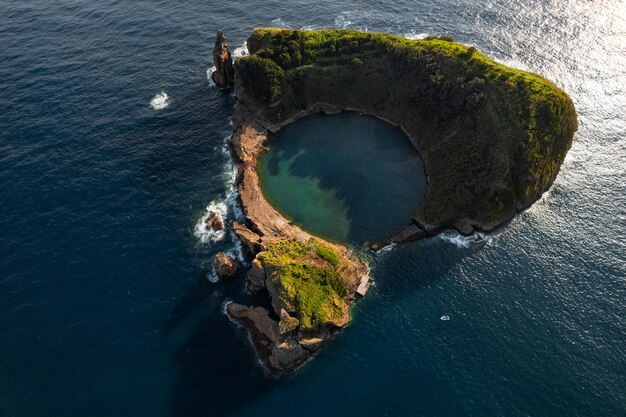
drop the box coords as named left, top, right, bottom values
left=278, top=309, right=299, bottom=334
left=211, top=30, right=234, bottom=87
left=232, top=221, right=262, bottom=255
left=205, top=210, right=224, bottom=231
left=246, top=258, right=266, bottom=292
left=227, top=303, right=310, bottom=374
left=214, top=252, right=237, bottom=279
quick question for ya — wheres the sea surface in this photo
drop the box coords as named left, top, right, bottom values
left=1, top=1, right=625, bottom=416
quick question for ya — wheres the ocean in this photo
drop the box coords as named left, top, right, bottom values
left=1, top=1, right=624, bottom=416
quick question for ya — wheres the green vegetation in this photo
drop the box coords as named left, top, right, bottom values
left=236, top=28, right=578, bottom=228
left=260, top=238, right=355, bottom=330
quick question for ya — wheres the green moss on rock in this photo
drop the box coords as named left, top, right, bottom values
left=236, top=28, right=578, bottom=230
left=259, top=238, right=356, bottom=330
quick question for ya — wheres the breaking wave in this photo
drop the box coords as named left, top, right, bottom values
left=271, top=17, right=291, bottom=28
left=206, top=67, right=216, bottom=87
left=150, top=91, right=169, bottom=110
left=404, top=30, right=429, bottom=40
left=438, top=231, right=490, bottom=248
left=374, top=243, right=396, bottom=256
left=194, top=132, right=246, bottom=285
left=232, top=42, right=249, bottom=59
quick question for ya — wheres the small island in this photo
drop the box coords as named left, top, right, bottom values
left=212, top=28, right=577, bottom=374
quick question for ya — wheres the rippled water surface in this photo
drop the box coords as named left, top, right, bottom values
left=1, top=1, right=625, bottom=416
left=258, top=113, right=426, bottom=244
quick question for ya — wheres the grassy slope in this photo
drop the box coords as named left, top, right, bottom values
left=236, top=28, right=578, bottom=228
left=259, top=238, right=357, bottom=330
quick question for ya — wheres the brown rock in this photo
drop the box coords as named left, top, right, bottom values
left=390, top=223, right=427, bottom=244
left=227, top=303, right=279, bottom=349
left=227, top=303, right=310, bottom=373
left=211, top=30, right=235, bottom=87
left=214, top=252, right=237, bottom=278
left=300, top=337, right=325, bottom=352
left=205, top=210, right=224, bottom=231
left=232, top=221, right=262, bottom=255
left=278, top=309, right=299, bottom=334
left=454, top=222, right=475, bottom=236
left=268, top=339, right=310, bottom=371
left=247, top=258, right=266, bottom=292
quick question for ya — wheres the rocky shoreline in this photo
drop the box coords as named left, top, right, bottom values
left=208, top=27, right=577, bottom=375
left=226, top=96, right=370, bottom=374
left=209, top=32, right=371, bottom=374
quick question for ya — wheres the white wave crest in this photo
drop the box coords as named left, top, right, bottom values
left=375, top=243, right=396, bottom=256
left=206, top=66, right=216, bottom=87
left=232, top=42, right=248, bottom=59
left=438, top=231, right=490, bottom=248
left=194, top=133, right=246, bottom=262
left=207, top=268, right=220, bottom=283
left=150, top=92, right=169, bottom=110
left=404, top=31, right=429, bottom=40
left=334, top=11, right=369, bottom=31
left=334, top=12, right=356, bottom=29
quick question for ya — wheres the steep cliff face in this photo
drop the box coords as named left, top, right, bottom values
left=236, top=28, right=578, bottom=238
left=211, top=30, right=235, bottom=87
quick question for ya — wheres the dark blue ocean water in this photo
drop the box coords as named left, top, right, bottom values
left=1, top=1, right=624, bottom=416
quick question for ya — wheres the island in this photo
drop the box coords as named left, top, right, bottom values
left=210, top=28, right=578, bottom=375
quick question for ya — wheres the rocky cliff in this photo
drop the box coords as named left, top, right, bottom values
left=211, top=30, right=234, bottom=87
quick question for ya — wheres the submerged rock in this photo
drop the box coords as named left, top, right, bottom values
left=214, top=252, right=237, bottom=278
left=211, top=30, right=235, bottom=87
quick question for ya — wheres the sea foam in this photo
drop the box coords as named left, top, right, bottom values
left=404, top=31, right=429, bottom=40
left=150, top=92, right=169, bottom=110
left=438, top=231, right=490, bottom=248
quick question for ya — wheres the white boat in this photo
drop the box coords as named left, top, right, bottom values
left=440, top=314, right=450, bottom=321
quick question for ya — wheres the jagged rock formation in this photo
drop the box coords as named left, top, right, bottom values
left=205, top=210, right=224, bottom=231
left=211, top=30, right=235, bottom=87
left=214, top=252, right=237, bottom=278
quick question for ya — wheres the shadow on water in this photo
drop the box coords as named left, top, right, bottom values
left=261, top=112, right=427, bottom=244
left=165, top=267, right=280, bottom=417
left=167, top=311, right=277, bottom=417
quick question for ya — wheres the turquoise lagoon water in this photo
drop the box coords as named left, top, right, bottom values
left=258, top=113, right=427, bottom=244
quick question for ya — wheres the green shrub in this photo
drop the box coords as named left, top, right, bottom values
left=236, top=55, right=284, bottom=104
